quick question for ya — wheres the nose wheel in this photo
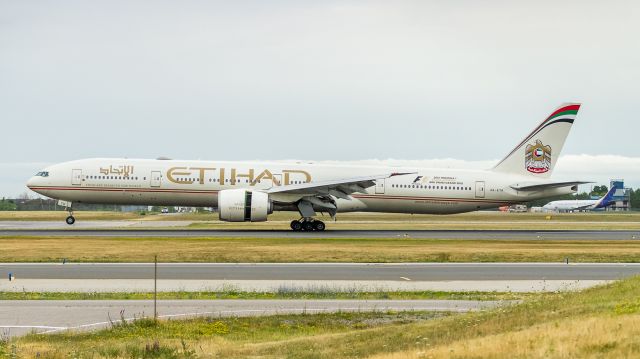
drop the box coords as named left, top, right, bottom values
left=64, top=205, right=75, bottom=225
left=290, top=219, right=325, bottom=231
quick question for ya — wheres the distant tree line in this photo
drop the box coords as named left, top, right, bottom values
left=0, top=198, right=17, bottom=211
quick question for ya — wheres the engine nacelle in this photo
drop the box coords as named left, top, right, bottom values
left=218, top=189, right=272, bottom=222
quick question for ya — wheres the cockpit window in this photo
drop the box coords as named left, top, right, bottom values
left=35, top=171, right=49, bottom=177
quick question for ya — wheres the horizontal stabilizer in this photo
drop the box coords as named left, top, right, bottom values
left=510, top=181, right=592, bottom=191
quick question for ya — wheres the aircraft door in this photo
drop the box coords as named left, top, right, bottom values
left=375, top=179, right=385, bottom=194
left=475, top=181, right=485, bottom=198
left=71, top=169, right=82, bottom=186
left=150, top=171, right=162, bottom=187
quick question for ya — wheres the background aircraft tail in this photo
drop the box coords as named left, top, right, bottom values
left=594, top=184, right=619, bottom=209
left=492, top=103, right=581, bottom=178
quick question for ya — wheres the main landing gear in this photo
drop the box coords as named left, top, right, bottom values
left=290, top=218, right=325, bottom=232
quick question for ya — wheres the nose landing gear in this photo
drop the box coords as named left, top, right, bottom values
left=64, top=204, right=75, bottom=225
left=290, top=218, right=325, bottom=231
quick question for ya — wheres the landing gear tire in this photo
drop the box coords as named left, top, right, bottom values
left=302, top=221, right=314, bottom=231
left=65, top=216, right=75, bottom=225
left=290, top=220, right=302, bottom=231
left=313, top=221, right=325, bottom=231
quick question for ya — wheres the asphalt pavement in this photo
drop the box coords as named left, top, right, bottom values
left=2, top=262, right=639, bottom=281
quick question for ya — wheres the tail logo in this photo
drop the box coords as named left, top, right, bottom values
left=525, top=140, right=552, bottom=174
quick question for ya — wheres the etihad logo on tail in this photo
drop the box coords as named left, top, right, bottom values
left=525, top=140, right=551, bottom=174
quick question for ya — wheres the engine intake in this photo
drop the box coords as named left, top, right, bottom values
left=218, top=189, right=272, bottom=222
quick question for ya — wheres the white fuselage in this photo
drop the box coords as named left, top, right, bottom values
left=27, top=158, right=576, bottom=215
left=27, top=159, right=573, bottom=214
left=542, top=199, right=598, bottom=212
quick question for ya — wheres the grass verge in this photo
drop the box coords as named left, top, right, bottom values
left=0, top=290, right=527, bottom=301
left=1, top=236, right=640, bottom=262
left=6, top=276, right=640, bottom=358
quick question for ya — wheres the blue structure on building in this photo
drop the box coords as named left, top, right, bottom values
left=609, top=179, right=631, bottom=211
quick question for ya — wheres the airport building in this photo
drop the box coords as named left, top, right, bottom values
left=607, top=179, right=631, bottom=211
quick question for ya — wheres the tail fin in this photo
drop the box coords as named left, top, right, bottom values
left=594, top=184, right=619, bottom=209
left=492, top=103, right=581, bottom=178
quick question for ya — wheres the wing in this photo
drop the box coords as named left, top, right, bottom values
left=265, top=172, right=415, bottom=217
left=571, top=203, right=596, bottom=211
left=266, top=172, right=413, bottom=198
left=510, top=181, right=592, bottom=191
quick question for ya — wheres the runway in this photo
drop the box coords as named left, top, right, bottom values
left=0, top=299, right=505, bottom=337
left=1, top=228, right=639, bottom=240
left=3, top=262, right=639, bottom=280
left=0, top=263, right=633, bottom=293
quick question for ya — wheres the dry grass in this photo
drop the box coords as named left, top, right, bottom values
left=2, top=236, right=640, bottom=262
left=371, top=314, right=640, bottom=359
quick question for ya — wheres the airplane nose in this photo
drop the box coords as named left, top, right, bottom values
left=26, top=176, right=37, bottom=189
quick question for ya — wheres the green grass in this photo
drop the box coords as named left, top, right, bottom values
left=8, top=311, right=448, bottom=358
left=9, top=276, right=640, bottom=358
left=0, top=290, right=528, bottom=301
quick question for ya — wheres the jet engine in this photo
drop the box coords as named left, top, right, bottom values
left=218, top=189, right=272, bottom=222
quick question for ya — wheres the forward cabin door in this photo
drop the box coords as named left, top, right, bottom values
left=375, top=179, right=385, bottom=194
left=71, top=169, right=82, bottom=186
left=475, top=181, right=485, bottom=198
left=150, top=171, right=162, bottom=187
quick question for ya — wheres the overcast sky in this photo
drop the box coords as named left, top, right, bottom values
left=1, top=1, right=639, bottom=197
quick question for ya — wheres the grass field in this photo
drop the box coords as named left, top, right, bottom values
left=5, top=276, right=640, bottom=358
left=2, top=235, right=640, bottom=262
left=0, top=290, right=527, bottom=301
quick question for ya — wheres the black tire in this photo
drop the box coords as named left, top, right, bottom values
left=302, top=221, right=314, bottom=231
left=290, top=220, right=302, bottom=231
left=313, top=221, right=326, bottom=231
left=65, top=216, right=75, bottom=225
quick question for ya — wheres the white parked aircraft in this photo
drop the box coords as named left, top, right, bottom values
left=542, top=185, right=617, bottom=212
left=27, top=103, right=587, bottom=231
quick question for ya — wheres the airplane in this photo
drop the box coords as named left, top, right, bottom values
left=27, top=103, right=588, bottom=231
left=542, top=185, right=618, bottom=212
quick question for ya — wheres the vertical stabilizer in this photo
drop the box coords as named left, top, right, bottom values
left=594, top=184, right=619, bottom=209
left=492, top=103, right=581, bottom=178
